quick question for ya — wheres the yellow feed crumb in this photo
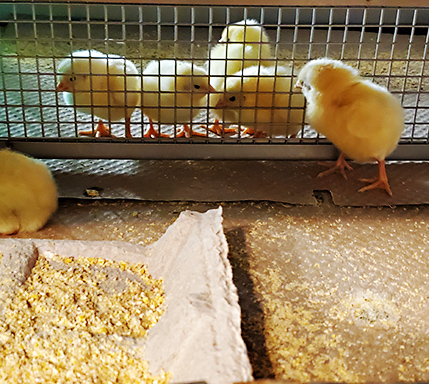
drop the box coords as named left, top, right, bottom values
left=0, top=252, right=170, bottom=384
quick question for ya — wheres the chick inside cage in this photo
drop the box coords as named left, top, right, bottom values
left=0, top=2, right=428, bottom=160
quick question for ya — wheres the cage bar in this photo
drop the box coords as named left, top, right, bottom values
left=0, top=2, right=428, bottom=159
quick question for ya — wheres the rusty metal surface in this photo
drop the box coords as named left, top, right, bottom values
left=46, top=159, right=429, bottom=206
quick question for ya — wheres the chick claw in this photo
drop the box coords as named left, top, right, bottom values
left=240, top=128, right=267, bottom=138
left=79, top=120, right=116, bottom=138
left=358, top=178, right=393, bottom=196
left=144, top=120, right=170, bottom=138
left=318, top=152, right=352, bottom=180
left=358, top=160, right=393, bottom=196
left=176, top=124, right=208, bottom=138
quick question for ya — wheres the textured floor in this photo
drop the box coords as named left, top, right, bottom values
left=48, top=159, right=429, bottom=206
left=3, top=197, right=429, bottom=383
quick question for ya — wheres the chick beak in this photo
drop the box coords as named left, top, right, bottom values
left=294, top=80, right=303, bottom=91
left=56, top=82, right=68, bottom=92
left=215, top=98, right=225, bottom=109
left=208, top=84, right=216, bottom=93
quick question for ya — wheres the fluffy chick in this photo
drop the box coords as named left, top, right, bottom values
left=296, top=57, right=404, bottom=195
left=208, top=19, right=274, bottom=92
left=141, top=60, right=215, bottom=137
left=214, top=64, right=305, bottom=137
left=0, top=149, right=58, bottom=235
left=56, top=50, right=141, bottom=138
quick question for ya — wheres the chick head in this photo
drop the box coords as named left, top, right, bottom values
left=296, top=57, right=360, bottom=95
left=220, top=19, right=269, bottom=44
left=56, top=50, right=104, bottom=93
left=216, top=70, right=276, bottom=110
left=175, top=62, right=216, bottom=101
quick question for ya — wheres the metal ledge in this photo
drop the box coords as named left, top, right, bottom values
left=1, top=139, right=428, bottom=161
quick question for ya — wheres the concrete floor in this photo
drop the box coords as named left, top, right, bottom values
left=5, top=197, right=429, bottom=383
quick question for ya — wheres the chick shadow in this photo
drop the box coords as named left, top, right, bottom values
left=225, top=227, right=275, bottom=380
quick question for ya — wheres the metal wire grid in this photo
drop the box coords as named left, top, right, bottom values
left=0, top=3, right=428, bottom=160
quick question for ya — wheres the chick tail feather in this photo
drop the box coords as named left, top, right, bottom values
left=0, top=210, right=20, bottom=235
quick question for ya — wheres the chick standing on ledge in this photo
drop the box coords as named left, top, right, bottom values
left=296, top=57, right=404, bottom=196
left=56, top=50, right=141, bottom=138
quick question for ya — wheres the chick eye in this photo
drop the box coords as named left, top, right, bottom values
left=194, top=84, right=201, bottom=90
left=229, top=96, right=236, bottom=102
left=69, top=76, right=77, bottom=82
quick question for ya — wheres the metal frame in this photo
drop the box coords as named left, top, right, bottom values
left=1, top=2, right=428, bottom=159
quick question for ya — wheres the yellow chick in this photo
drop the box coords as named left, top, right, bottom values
left=208, top=19, right=274, bottom=91
left=141, top=60, right=216, bottom=137
left=56, top=50, right=141, bottom=138
left=296, top=57, right=404, bottom=195
left=213, top=64, right=306, bottom=137
left=0, top=149, right=57, bottom=235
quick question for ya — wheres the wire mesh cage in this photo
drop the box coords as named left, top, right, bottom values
left=0, top=1, right=428, bottom=160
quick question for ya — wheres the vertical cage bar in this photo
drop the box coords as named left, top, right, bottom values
left=386, top=8, right=400, bottom=91
left=308, top=8, right=316, bottom=60
left=325, top=7, right=334, bottom=57
left=50, top=3, right=62, bottom=138
left=1, top=4, right=12, bottom=138
left=372, top=8, right=385, bottom=78
left=86, top=4, right=92, bottom=51
left=14, top=4, right=28, bottom=138
left=121, top=4, right=127, bottom=136
left=32, top=3, right=45, bottom=138
left=414, top=10, right=429, bottom=142
left=274, top=8, right=282, bottom=63
left=292, top=7, right=299, bottom=63
left=356, top=8, right=367, bottom=71
left=340, top=8, right=350, bottom=61
left=0, top=56, right=11, bottom=138
left=66, top=3, right=79, bottom=137
left=403, top=9, right=419, bottom=142
left=138, top=5, right=145, bottom=138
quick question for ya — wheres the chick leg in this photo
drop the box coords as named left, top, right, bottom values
left=318, top=152, right=353, bottom=180
left=125, top=117, right=133, bottom=138
left=358, top=160, right=393, bottom=196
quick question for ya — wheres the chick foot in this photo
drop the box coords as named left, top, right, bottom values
left=144, top=120, right=171, bottom=138
left=358, top=160, right=393, bottom=196
left=79, top=120, right=116, bottom=138
left=318, top=152, right=352, bottom=179
left=240, top=127, right=267, bottom=138
left=201, top=119, right=238, bottom=136
left=176, top=124, right=208, bottom=138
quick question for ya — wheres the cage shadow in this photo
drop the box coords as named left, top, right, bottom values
left=225, top=227, right=275, bottom=380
